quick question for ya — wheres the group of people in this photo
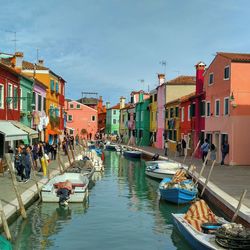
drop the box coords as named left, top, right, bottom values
left=164, top=138, right=187, bottom=157
left=201, top=139, right=229, bottom=165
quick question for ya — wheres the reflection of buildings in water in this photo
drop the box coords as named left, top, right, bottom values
left=91, top=171, right=104, bottom=182
left=171, top=227, right=193, bottom=250
left=11, top=202, right=88, bottom=250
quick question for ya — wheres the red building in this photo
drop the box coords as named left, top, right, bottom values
left=0, top=63, right=20, bottom=121
left=190, top=62, right=206, bottom=158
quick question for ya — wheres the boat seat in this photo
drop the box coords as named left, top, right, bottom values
left=53, top=183, right=85, bottom=189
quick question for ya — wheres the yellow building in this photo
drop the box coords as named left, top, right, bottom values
left=149, top=89, right=157, bottom=146
left=165, top=98, right=181, bottom=153
left=22, top=60, right=65, bottom=143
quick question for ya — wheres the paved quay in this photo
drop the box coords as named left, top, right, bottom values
left=0, top=146, right=83, bottom=227
left=125, top=144, right=250, bottom=225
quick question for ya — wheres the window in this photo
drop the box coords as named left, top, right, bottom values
left=8, top=83, right=13, bottom=109
left=68, top=115, right=73, bottom=121
left=170, top=107, right=174, bottom=118
left=168, top=130, right=172, bottom=140
left=20, top=88, right=22, bottom=110
left=43, top=97, right=46, bottom=111
left=209, top=73, right=214, bottom=85
left=224, top=97, right=229, bottom=115
left=38, top=95, right=42, bottom=111
left=173, top=130, right=177, bottom=141
left=50, top=79, right=55, bottom=91
left=206, top=102, right=211, bottom=117
left=150, top=95, right=153, bottom=103
left=70, top=103, right=74, bottom=109
left=69, top=129, right=74, bottom=135
left=181, top=107, right=184, bottom=122
left=188, top=105, right=191, bottom=121
left=175, top=107, right=179, bottom=117
left=215, top=99, right=220, bottom=116
left=13, top=86, right=18, bottom=110
left=224, top=66, right=230, bottom=80
left=113, top=119, right=116, bottom=124
left=27, top=92, right=31, bottom=111
left=55, top=107, right=60, bottom=117
left=200, top=101, right=205, bottom=116
left=113, top=110, right=116, bottom=115
left=191, top=103, right=195, bottom=117
left=131, top=96, right=134, bottom=103
left=139, top=129, right=143, bottom=138
left=154, top=94, right=157, bottom=102
left=76, top=104, right=80, bottom=109
left=32, top=91, right=36, bottom=108
left=0, top=84, right=4, bottom=109
left=92, top=115, right=96, bottom=121
left=165, top=109, right=169, bottom=119
left=55, top=82, right=59, bottom=93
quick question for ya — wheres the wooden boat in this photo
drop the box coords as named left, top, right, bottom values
left=172, top=200, right=229, bottom=250
left=105, top=144, right=117, bottom=151
left=66, top=160, right=95, bottom=179
left=145, top=160, right=183, bottom=179
left=123, top=150, right=142, bottom=159
left=159, top=177, right=198, bottom=204
left=41, top=173, right=89, bottom=203
left=0, top=236, right=12, bottom=250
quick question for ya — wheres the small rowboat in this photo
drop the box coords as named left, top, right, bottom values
left=41, top=173, right=89, bottom=203
left=123, top=150, right=142, bottom=159
left=105, top=144, right=117, bottom=151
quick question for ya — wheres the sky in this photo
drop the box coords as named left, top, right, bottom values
left=0, top=0, right=250, bottom=105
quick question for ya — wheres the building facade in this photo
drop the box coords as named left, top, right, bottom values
left=149, top=89, right=157, bottom=146
left=105, top=104, right=120, bottom=135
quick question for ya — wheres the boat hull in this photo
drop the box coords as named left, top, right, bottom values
left=105, top=145, right=117, bottom=151
left=145, top=170, right=174, bottom=180
left=172, top=214, right=221, bottom=250
left=123, top=151, right=142, bottom=159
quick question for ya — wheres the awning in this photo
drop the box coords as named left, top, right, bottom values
left=0, top=121, right=28, bottom=141
left=11, top=121, right=38, bottom=139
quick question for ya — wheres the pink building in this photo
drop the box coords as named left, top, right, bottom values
left=204, top=52, right=250, bottom=165
left=156, top=74, right=166, bottom=149
left=64, top=100, right=97, bottom=139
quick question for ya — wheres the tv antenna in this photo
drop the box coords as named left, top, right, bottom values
left=5, top=30, right=18, bottom=52
left=159, top=60, right=167, bottom=74
left=138, top=79, right=145, bottom=91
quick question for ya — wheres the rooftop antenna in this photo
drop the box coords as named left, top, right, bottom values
left=5, top=30, right=18, bottom=52
left=36, top=48, right=39, bottom=62
left=159, top=60, right=167, bottom=75
left=138, top=79, right=145, bottom=91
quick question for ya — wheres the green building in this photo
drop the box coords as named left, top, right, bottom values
left=105, top=103, right=120, bottom=135
left=135, top=98, right=150, bottom=146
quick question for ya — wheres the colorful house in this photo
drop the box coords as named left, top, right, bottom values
left=135, top=98, right=150, bottom=146
left=64, top=100, right=97, bottom=139
left=105, top=103, right=120, bottom=135
left=204, top=52, right=250, bottom=165
left=119, top=99, right=132, bottom=143
left=156, top=74, right=166, bottom=149
left=97, top=96, right=106, bottom=133
left=149, top=88, right=157, bottom=146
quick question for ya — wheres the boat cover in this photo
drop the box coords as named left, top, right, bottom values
left=184, top=199, right=217, bottom=232
left=172, top=169, right=187, bottom=183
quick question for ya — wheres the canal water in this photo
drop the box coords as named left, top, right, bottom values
left=9, top=151, right=192, bottom=250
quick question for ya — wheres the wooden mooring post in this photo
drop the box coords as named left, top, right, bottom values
left=200, top=160, right=216, bottom=197
left=66, top=146, right=72, bottom=168
left=232, top=189, right=247, bottom=222
left=57, top=148, right=64, bottom=174
left=0, top=199, right=11, bottom=240
left=194, top=151, right=210, bottom=184
left=69, top=143, right=75, bottom=162
left=4, top=154, right=27, bottom=219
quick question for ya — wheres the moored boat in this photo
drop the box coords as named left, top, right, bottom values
left=172, top=200, right=229, bottom=250
left=145, top=160, right=182, bottom=179
left=159, top=169, right=197, bottom=204
left=41, top=173, right=89, bottom=203
left=123, top=150, right=142, bottom=159
left=105, top=144, right=117, bottom=151
left=0, top=235, right=12, bottom=250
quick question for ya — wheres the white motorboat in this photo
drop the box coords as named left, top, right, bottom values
left=41, top=173, right=89, bottom=203
left=145, top=160, right=184, bottom=179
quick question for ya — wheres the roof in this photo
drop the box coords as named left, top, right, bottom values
left=22, top=60, right=48, bottom=70
left=120, top=103, right=133, bottom=110
left=217, top=52, right=250, bottom=62
left=165, top=92, right=195, bottom=106
left=167, top=75, right=196, bottom=85
left=0, top=62, right=20, bottom=77
left=109, top=103, right=120, bottom=110
left=77, top=97, right=98, bottom=105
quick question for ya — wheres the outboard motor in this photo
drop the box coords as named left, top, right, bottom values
left=152, top=153, right=159, bottom=161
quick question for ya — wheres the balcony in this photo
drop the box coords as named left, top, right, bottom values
left=59, top=94, right=65, bottom=106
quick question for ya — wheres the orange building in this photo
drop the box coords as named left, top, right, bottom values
left=97, top=96, right=106, bottom=133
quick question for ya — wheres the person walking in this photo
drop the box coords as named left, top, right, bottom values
left=201, top=139, right=210, bottom=163
left=75, top=134, right=79, bottom=146
left=24, top=146, right=32, bottom=182
left=14, top=146, right=26, bottom=182
left=221, top=140, right=229, bottom=165
left=210, top=143, right=216, bottom=161
left=181, top=138, right=186, bottom=156
left=164, top=140, right=169, bottom=156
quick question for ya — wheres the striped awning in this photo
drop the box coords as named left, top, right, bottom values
left=0, top=121, right=28, bottom=141
left=11, top=121, right=38, bottom=139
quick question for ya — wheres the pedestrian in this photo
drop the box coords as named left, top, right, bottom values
left=14, top=146, right=26, bottom=182
left=176, top=140, right=181, bottom=156
left=210, top=143, right=216, bottom=161
left=24, top=146, right=32, bottom=182
left=181, top=138, right=186, bottom=156
left=201, top=139, right=210, bottom=163
left=51, top=143, right=57, bottom=160
left=221, top=140, right=229, bottom=165
left=164, top=140, right=168, bottom=156
left=75, top=134, right=79, bottom=146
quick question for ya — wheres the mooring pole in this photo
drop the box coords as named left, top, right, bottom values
left=69, top=143, right=75, bottom=162
left=57, top=147, right=64, bottom=174
left=194, top=151, right=210, bottom=184
left=201, top=160, right=216, bottom=196
left=232, top=189, right=247, bottom=222
left=0, top=199, right=11, bottom=240
left=5, top=154, right=27, bottom=219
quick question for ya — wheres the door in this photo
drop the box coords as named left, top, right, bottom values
left=214, top=133, right=220, bottom=162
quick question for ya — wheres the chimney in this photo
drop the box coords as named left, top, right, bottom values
left=37, top=59, right=44, bottom=66
left=14, top=52, right=23, bottom=70
left=195, top=61, right=206, bottom=95
left=120, top=96, right=126, bottom=109
left=158, top=74, right=165, bottom=85
left=106, top=101, right=110, bottom=109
